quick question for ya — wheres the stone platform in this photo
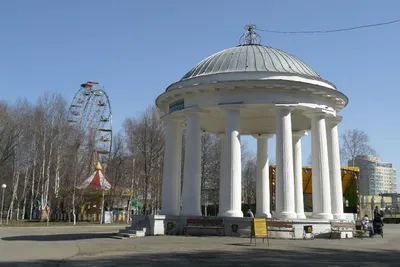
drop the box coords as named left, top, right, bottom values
left=131, top=214, right=356, bottom=239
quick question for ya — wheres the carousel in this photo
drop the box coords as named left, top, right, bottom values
left=76, top=162, right=120, bottom=223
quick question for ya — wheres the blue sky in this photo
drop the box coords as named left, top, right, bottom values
left=1, top=1, right=399, bottom=189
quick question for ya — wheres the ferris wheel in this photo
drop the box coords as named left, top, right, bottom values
left=67, top=81, right=113, bottom=174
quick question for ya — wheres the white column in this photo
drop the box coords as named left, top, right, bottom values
left=181, top=113, right=202, bottom=216
left=218, top=108, right=243, bottom=217
left=326, top=117, right=345, bottom=220
left=311, top=125, right=321, bottom=216
left=275, top=107, right=296, bottom=219
left=293, top=131, right=307, bottom=219
left=160, top=117, right=183, bottom=216
left=177, top=123, right=184, bottom=212
left=218, top=134, right=226, bottom=215
left=253, top=134, right=272, bottom=218
left=311, top=111, right=333, bottom=220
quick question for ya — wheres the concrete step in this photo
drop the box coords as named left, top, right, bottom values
left=117, top=227, right=146, bottom=238
left=118, top=232, right=137, bottom=238
left=110, top=235, right=128, bottom=239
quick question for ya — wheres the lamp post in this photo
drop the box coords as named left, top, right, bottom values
left=1, top=184, right=6, bottom=225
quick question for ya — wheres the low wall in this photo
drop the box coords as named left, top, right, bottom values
left=131, top=215, right=355, bottom=239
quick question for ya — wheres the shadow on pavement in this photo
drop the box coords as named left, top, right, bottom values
left=0, top=247, right=399, bottom=267
left=2, top=232, right=116, bottom=242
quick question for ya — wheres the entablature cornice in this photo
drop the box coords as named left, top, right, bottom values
left=156, top=80, right=348, bottom=115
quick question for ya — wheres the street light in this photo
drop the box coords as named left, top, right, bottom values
left=1, top=184, right=6, bottom=225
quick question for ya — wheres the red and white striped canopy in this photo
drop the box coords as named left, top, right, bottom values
left=77, top=162, right=119, bottom=190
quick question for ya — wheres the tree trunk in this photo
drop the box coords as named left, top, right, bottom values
left=100, top=190, right=105, bottom=224
left=44, top=122, right=54, bottom=209
left=72, top=151, right=78, bottom=225
left=143, top=126, right=149, bottom=215
left=21, top=167, right=29, bottom=220
left=29, top=151, right=37, bottom=220
left=127, top=158, right=136, bottom=222
left=54, top=144, right=61, bottom=199
left=16, top=204, right=20, bottom=221
left=8, top=169, right=20, bottom=222
left=40, top=132, right=46, bottom=221
left=72, top=189, right=76, bottom=225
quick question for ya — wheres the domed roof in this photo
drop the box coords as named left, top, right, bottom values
left=181, top=44, right=319, bottom=80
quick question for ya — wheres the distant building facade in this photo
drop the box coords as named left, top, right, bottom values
left=350, top=155, right=397, bottom=195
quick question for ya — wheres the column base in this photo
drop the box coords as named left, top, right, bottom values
left=296, top=213, right=307, bottom=219
left=312, top=212, right=333, bottom=220
left=276, top=211, right=297, bottom=219
left=218, top=210, right=243, bottom=218
left=255, top=212, right=271, bottom=218
left=180, top=210, right=202, bottom=217
left=159, top=210, right=179, bottom=216
left=332, top=213, right=346, bottom=220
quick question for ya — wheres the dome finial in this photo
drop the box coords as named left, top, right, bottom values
left=240, top=24, right=261, bottom=45
left=95, top=162, right=103, bottom=171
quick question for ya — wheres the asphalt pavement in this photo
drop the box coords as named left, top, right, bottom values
left=0, top=223, right=399, bottom=266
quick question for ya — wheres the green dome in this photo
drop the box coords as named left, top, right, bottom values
left=181, top=44, right=319, bottom=80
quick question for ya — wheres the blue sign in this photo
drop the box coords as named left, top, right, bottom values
left=376, top=162, right=393, bottom=168
left=169, top=99, right=184, bottom=113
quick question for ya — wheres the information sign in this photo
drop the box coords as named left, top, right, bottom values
left=250, top=218, right=269, bottom=246
left=252, top=218, right=267, bottom=237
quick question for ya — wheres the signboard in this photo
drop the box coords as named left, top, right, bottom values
left=250, top=218, right=269, bottom=246
left=376, top=162, right=393, bottom=168
left=169, top=99, right=184, bottom=113
left=304, top=225, right=313, bottom=234
left=252, top=218, right=267, bottom=237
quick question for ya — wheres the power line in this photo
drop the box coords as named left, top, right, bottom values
left=257, top=19, right=400, bottom=34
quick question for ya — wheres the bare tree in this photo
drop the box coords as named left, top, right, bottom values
left=340, top=129, right=376, bottom=166
left=37, top=93, right=67, bottom=214
left=0, top=104, right=15, bottom=170
left=126, top=156, right=136, bottom=222
left=123, top=106, right=164, bottom=214
left=0, top=92, right=101, bottom=222
left=106, top=132, right=128, bottom=209
left=242, top=154, right=256, bottom=206
left=6, top=99, right=33, bottom=221
left=200, top=133, right=219, bottom=214
left=306, top=154, right=312, bottom=165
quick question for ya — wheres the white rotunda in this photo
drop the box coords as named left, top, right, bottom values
left=156, top=25, right=348, bottom=221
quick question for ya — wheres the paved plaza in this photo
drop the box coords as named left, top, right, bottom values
left=0, top=224, right=399, bottom=266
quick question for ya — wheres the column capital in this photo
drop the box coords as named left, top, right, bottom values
left=275, top=104, right=295, bottom=112
left=185, top=111, right=200, bottom=117
left=292, top=130, right=308, bottom=138
left=326, top=115, right=343, bottom=126
left=303, top=109, right=330, bottom=120
left=217, top=133, right=226, bottom=139
left=161, top=114, right=185, bottom=123
left=184, top=106, right=210, bottom=116
left=252, top=133, right=273, bottom=139
left=217, top=102, right=245, bottom=111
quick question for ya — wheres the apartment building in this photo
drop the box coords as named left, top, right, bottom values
left=349, top=155, right=397, bottom=195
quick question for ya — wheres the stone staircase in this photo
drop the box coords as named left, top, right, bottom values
left=115, top=226, right=146, bottom=239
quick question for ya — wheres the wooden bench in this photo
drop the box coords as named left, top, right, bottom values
left=267, top=221, right=294, bottom=239
left=183, top=218, right=225, bottom=236
left=354, top=223, right=368, bottom=238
